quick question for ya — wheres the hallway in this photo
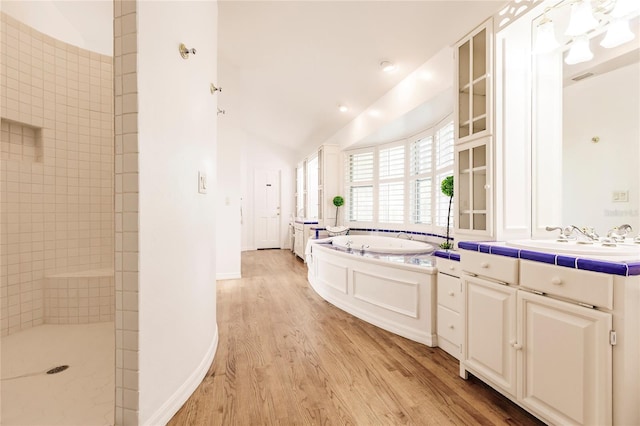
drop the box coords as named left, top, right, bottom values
left=169, top=250, right=541, bottom=425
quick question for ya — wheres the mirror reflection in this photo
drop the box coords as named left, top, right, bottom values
left=533, top=5, right=639, bottom=237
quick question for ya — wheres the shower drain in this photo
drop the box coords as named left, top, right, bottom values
left=46, top=365, right=69, bottom=375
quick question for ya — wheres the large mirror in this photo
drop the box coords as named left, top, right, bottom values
left=532, top=2, right=639, bottom=238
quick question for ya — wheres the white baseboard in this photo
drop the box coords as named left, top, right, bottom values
left=216, top=272, right=241, bottom=280
left=142, top=326, right=219, bottom=426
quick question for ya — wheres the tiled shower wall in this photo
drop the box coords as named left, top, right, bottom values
left=114, top=1, right=140, bottom=423
left=0, top=12, right=114, bottom=336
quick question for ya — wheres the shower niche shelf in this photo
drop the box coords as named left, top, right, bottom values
left=0, top=119, right=43, bottom=163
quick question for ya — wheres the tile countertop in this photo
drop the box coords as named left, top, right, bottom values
left=443, top=241, right=640, bottom=277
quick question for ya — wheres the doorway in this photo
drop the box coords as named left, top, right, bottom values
left=253, top=169, right=281, bottom=249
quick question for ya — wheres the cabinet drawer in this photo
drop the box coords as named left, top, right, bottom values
left=438, top=273, right=462, bottom=312
left=437, top=305, right=460, bottom=345
left=520, top=260, right=613, bottom=309
left=461, top=250, right=519, bottom=284
left=437, top=258, right=461, bottom=277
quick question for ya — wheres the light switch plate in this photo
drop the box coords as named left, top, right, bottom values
left=198, top=171, right=207, bottom=194
left=612, top=190, right=628, bottom=203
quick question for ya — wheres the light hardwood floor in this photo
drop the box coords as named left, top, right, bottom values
left=169, top=249, right=543, bottom=425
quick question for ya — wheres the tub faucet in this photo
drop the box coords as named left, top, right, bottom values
left=396, top=232, right=413, bottom=240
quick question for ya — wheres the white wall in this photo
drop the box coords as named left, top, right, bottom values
left=216, top=120, right=242, bottom=279
left=137, top=1, right=218, bottom=424
left=563, top=61, right=640, bottom=233
left=1, top=0, right=113, bottom=55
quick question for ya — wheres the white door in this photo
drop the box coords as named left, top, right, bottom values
left=463, top=274, right=517, bottom=396
left=518, top=291, right=612, bottom=426
left=254, top=169, right=281, bottom=249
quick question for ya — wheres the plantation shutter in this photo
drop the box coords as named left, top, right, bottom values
left=378, top=145, right=404, bottom=223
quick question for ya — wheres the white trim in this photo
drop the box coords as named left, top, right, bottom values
left=142, top=326, right=219, bottom=426
left=216, top=272, right=241, bottom=280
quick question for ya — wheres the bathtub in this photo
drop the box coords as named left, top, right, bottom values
left=44, top=268, right=114, bottom=325
left=331, top=235, right=436, bottom=255
left=307, top=237, right=438, bottom=346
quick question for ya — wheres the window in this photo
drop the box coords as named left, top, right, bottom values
left=378, top=144, right=404, bottom=223
left=344, top=117, right=454, bottom=232
left=435, top=122, right=454, bottom=227
left=410, top=135, right=433, bottom=224
left=346, top=150, right=374, bottom=222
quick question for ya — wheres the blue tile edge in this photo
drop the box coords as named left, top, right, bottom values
left=310, top=226, right=451, bottom=241
left=434, top=250, right=461, bottom=262
left=458, top=241, right=640, bottom=277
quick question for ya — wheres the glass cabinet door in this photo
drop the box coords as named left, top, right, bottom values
left=456, top=20, right=491, bottom=143
left=457, top=138, right=489, bottom=232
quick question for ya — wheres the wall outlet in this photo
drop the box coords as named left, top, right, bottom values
left=612, top=190, right=628, bottom=203
left=198, top=171, right=207, bottom=194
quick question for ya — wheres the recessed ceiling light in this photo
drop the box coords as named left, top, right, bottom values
left=380, top=61, right=397, bottom=73
left=338, top=105, right=349, bottom=112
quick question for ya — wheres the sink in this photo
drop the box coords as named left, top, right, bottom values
left=505, top=239, right=640, bottom=257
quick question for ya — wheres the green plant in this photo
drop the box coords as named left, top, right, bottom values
left=440, top=176, right=454, bottom=250
left=332, top=196, right=344, bottom=226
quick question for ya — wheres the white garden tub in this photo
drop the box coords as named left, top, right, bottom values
left=331, top=235, right=436, bottom=255
left=307, top=237, right=437, bottom=346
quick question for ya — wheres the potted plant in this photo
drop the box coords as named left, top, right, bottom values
left=332, top=196, right=344, bottom=227
left=440, top=176, right=454, bottom=249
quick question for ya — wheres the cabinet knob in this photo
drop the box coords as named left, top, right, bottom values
left=449, top=324, right=455, bottom=329
left=551, top=277, right=563, bottom=285
left=480, top=262, right=489, bottom=268
left=484, top=184, right=490, bottom=190
left=448, top=291, right=455, bottom=297
left=449, top=266, right=455, bottom=270
left=510, top=340, right=523, bottom=350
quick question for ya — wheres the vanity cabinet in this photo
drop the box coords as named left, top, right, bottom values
left=436, top=258, right=462, bottom=360
left=460, top=250, right=617, bottom=425
left=518, top=291, right=612, bottom=425
left=462, top=269, right=517, bottom=396
left=455, top=19, right=492, bottom=143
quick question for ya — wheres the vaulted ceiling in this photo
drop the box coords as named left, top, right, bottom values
left=218, top=1, right=504, bottom=154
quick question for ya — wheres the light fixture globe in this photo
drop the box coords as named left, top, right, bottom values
left=565, top=0, right=599, bottom=36
left=338, top=105, right=348, bottom=113
left=600, top=19, right=635, bottom=48
left=565, top=36, right=594, bottom=65
left=534, top=18, right=560, bottom=54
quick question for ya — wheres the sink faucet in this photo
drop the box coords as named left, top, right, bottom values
left=545, top=226, right=576, bottom=241
left=545, top=225, right=599, bottom=241
left=360, top=244, right=370, bottom=254
left=569, top=225, right=599, bottom=241
left=396, top=232, right=413, bottom=240
left=607, top=224, right=633, bottom=242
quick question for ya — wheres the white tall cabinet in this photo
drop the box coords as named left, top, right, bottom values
left=454, top=20, right=494, bottom=243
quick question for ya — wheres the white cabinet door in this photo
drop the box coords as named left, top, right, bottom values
left=294, top=227, right=304, bottom=259
left=518, top=291, right=612, bottom=426
left=462, top=274, right=517, bottom=396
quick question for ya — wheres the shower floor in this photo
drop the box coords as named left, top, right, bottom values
left=1, top=322, right=114, bottom=426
